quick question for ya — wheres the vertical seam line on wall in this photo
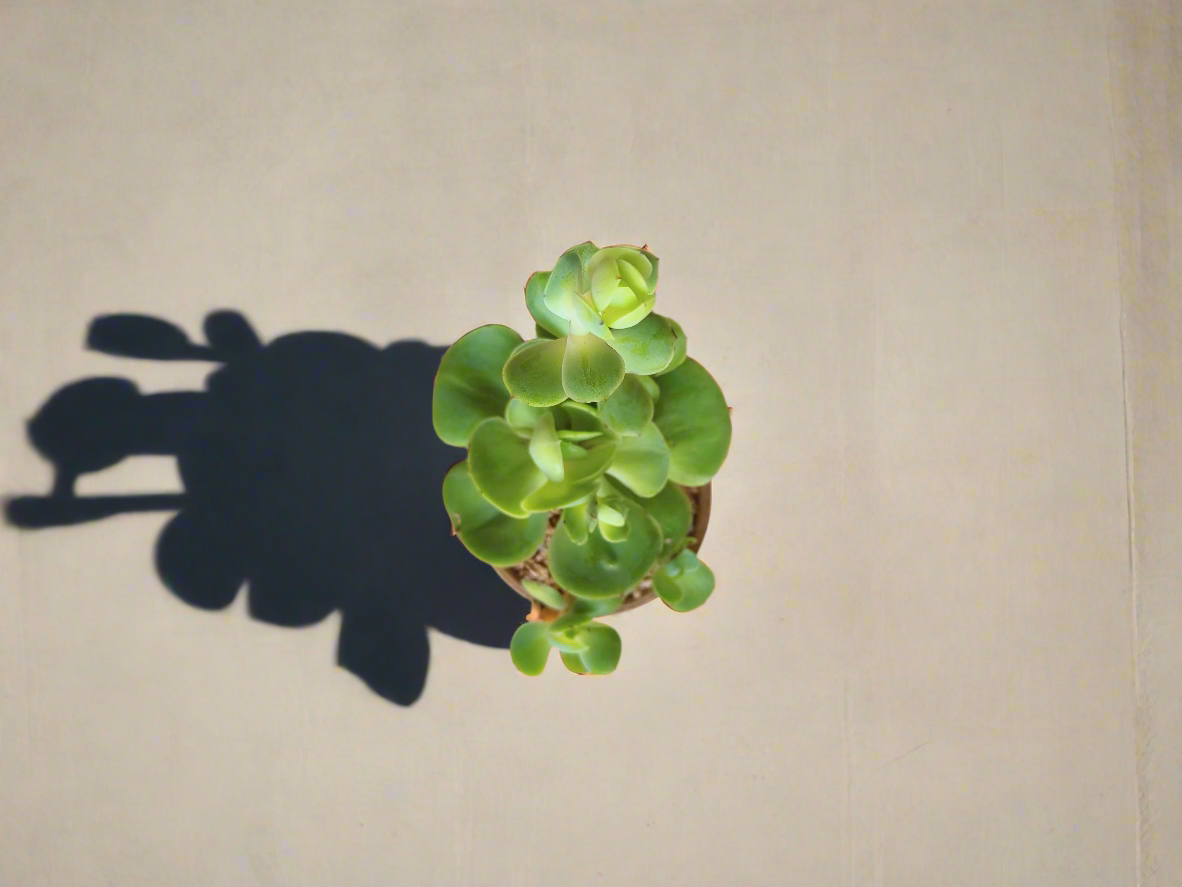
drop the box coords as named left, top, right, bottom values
left=1103, top=1, right=1143, bottom=884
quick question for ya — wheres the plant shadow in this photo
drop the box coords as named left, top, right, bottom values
left=4, top=310, right=528, bottom=705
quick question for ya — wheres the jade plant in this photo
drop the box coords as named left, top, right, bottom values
left=432, top=241, right=731, bottom=676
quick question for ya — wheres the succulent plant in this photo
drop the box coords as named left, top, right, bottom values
left=432, top=242, right=731, bottom=676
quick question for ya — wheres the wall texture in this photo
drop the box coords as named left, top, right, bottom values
left=0, top=2, right=1176, bottom=885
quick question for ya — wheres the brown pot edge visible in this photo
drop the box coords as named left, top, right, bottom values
left=494, top=481, right=713, bottom=616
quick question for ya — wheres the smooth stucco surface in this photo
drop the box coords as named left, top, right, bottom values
left=1, top=2, right=1178, bottom=885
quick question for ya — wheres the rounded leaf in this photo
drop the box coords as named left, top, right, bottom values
left=528, top=411, right=564, bottom=482
left=652, top=549, right=716, bottom=612
left=442, top=462, right=547, bottom=566
left=549, top=509, right=662, bottom=599
left=598, top=374, right=654, bottom=436
left=572, top=623, right=623, bottom=675
left=563, top=500, right=592, bottom=544
left=432, top=325, right=523, bottom=446
left=505, top=397, right=548, bottom=432
left=652, top=358, right=731, bottom=485
left=607, top=313, right=678, bottom=376
left=510, top=622, right=552, bottom=676
left=654, top=317, right=688, bottom=377
left=522, top=578, right=566, bottom=611
left=543, top=242, right=598, bottom=319
left=606, top=422, right=670, bottom=498
left=525, top=271, right=568, bottom=338
left=562, top=333, right=625, bottom=403
left=631, top=482, right=693, bottom=556
left=520, top=439, right=617, bottom=512
left=468, top=418, right=545, bottom=518
left=503, top=337, right=569, bottom=408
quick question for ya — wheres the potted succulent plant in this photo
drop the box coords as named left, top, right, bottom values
left=431, top=241, right=731, bottom=676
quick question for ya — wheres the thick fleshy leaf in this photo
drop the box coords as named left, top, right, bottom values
left=596, top=500, right=626, bottom=527
left=557, top=401, right=609, bottom=436
left=563, top=500, right=592, bottom=543
left=505, top=397, right=548, bottom=432
left=560, top=651, right=588, bottom=674
left=598, top=515, right=631, bottom=543
left=546, top=617, right=591, bottom=653
left=607, top=312, right=678, bottom=375
left=571, top=594, right=623, bottom=618
left=549, top=509, right=662, bottom=598
left=542, top=242, right=598, bottom=318
left=652, top=358, right=732, bottom=485
left=628, top=481, right=693, bottom=556
left=603, top=293, right=655, bottom=330
left=432, top=325, right=523, bottom=446
left=562, top=333, right=625, bottom=403
left=525, top=271, right=568, bottom=338
left=510, top=622, right=552, bottom=676
left=654, top=317, right=688, bottom=377
left=520, top=440, right=617, bottom=512
left=522, top=578, right=565, bottom=611
left=467, top=418, right=545, bottom=518
left=652, top=549, right=716, bottom=612
left=606, top=422, right=670, bottom=498
left=503, top=337, right=569, bottom=408
left=528, top=412, right=564, bottom=482
left=636, top=374, right=660, bottom=402
left=442, top=462, right=547, bottom=566
left=587, top=246, right=658, bottom=314
left=572, top=623, right=623, bottom=674
left=598, top=374, right=654, bottom=436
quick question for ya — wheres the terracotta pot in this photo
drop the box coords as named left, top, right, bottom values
left=494, top=482, right=713, bottom=616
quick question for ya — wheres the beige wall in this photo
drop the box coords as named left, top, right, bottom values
left=1, top=2, right=1177, bottom=885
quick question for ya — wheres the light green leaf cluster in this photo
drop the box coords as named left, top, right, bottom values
left=432, top=242, right=731, bottom=677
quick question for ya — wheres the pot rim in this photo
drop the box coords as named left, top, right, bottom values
left=494, top=481, right=713, bottom=616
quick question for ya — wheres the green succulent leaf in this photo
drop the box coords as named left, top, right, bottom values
left=546, top=619, right=591, bottom=654
left=571, top=594, right=623, bottom=618
left=542, top=242, right=598, bottom=310
left=652, top=358, right=732, bottom=485
left=557, top=401, right=609, bottom=435
left=654, top=317, right=688, bottom=377
left=441, top=462, right=547, bottom=566
left=596, top=500, right=627, bottom=527
left=636, top=373, right=660, bottom=402
left=560, top=651, right=589, bottom=674
left=549, top=509, right=662, bottom=598
left=510, top=622, right=552, bottom=676
left=606, top=422, right=671, bottom=498
left=521, top=578, right=566, bottom=611
left=562, top=333, right=626, bottom=403
left=631, top=482, right=694, bottom=557
left=520, top=439, right=617, bottom=512
left=432, top=325, right=523, bottom=446
left=503, top=337, right=569, bottom=408
left=528, top=411, right=564, bottom=482
left=598, top=374, right=654, bottom=437
left=467, top=418, right=545, bottom=518
left=652, top=549, right=716, bottom=612
left=563, top=500, right=592, bottom=544
left=587, top=246, right=658, bottom=329
left=525, top=271, right=568, bottom=339
left=505, top=397, right=548, bottom=432
left=572, top=623, right=623, bottom=674
left=599, top=516, right=631, bottom=543
left=607, top=312, right=678, bottom=376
